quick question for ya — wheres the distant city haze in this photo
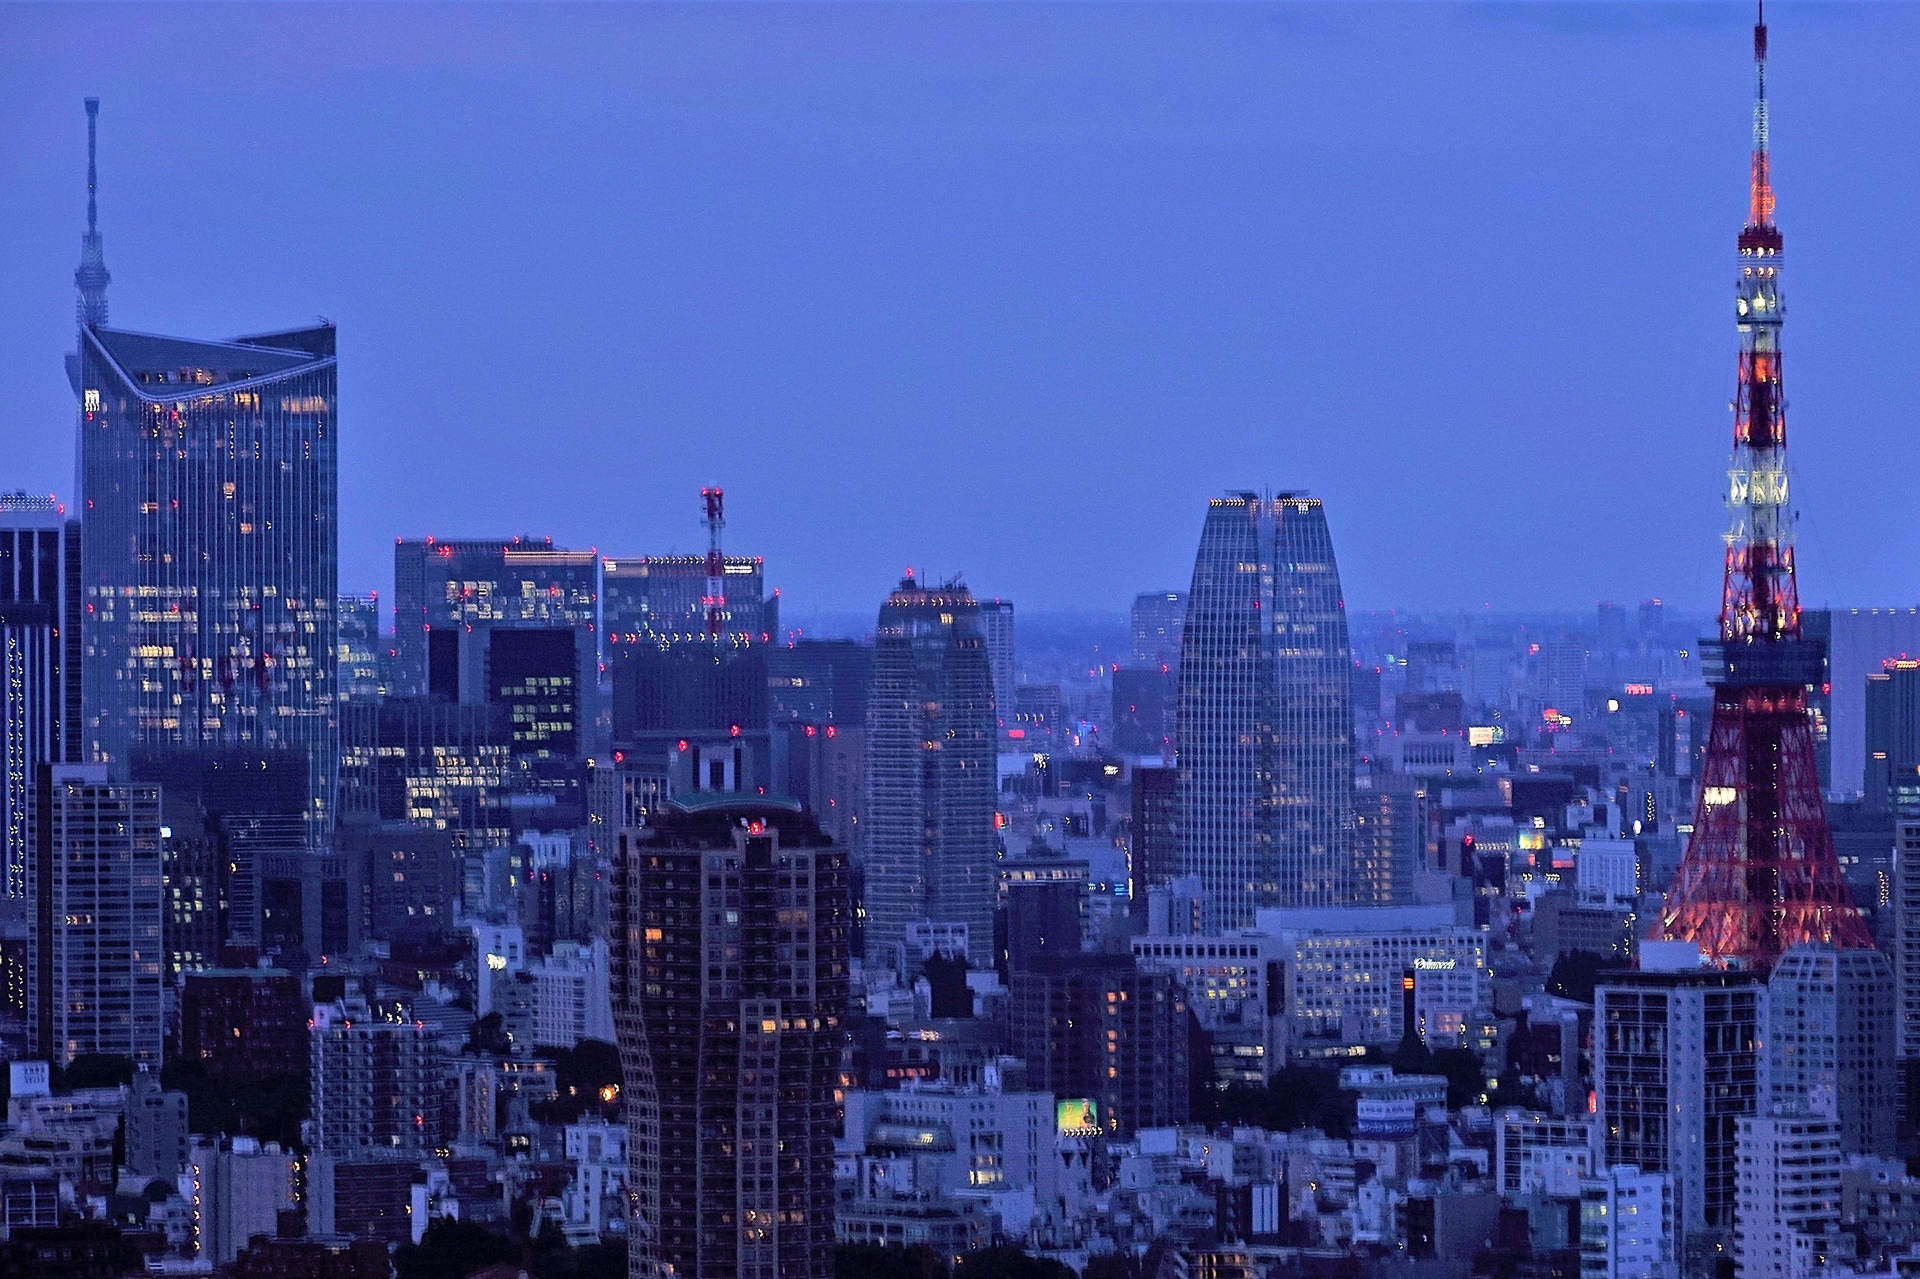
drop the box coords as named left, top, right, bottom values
left=2, top=3, right=1916, bottom=617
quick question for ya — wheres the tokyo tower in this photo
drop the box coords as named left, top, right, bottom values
left=1650, top=4, right=1873, bottom=968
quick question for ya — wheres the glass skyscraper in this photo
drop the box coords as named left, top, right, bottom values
left=1175, top=492, right=1354, bottom=928
left=0, top=495, right=83, bottom=900
left=863, top=576, right=998, bottom=969
left=78, top=324, right=339, bottom=833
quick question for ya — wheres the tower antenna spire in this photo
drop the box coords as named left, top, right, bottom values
left=1749, top=0, right=1774, bottom=228
left=73, top=97, right=110, bottom=333
left=1651, top=7, right=1872, bottom=968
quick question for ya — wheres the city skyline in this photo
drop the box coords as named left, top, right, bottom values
left=2, top=5, right=1918, bottom=618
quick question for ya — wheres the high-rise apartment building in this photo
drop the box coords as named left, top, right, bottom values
left=1595, top=968, right=1767, bottom=1249
left=863, top=576, right=998, bottom=969
left=309, top=995, right=445, bottom=1158
left=1766, top=944, right=1896, bottom=1156
left=611, top=798, right=849, bottom=1279
left=28, top=763, right=164, bottom=1066
left=79, top=324, right=338, bottom=831
left=1131, top=591, right=1186, bottom=670
left=1733, top=1115, right=1843, bottom=1279
left=1579, top=1165, right=1673, bottom=1279
left=1351, top=774, right=1424, bottom=906
left=0, top=495, right=82, bottom=900
left=1176, top=493, right=1354, bottom=928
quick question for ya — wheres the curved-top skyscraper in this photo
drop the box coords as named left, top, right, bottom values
left=1176, top=492, right=1353, bottom=930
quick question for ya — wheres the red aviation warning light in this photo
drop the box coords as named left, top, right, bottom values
left=1651, top=3, right=1871, bottom=969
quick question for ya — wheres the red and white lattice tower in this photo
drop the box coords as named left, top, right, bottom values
left=1651, top=5, right=1873, bottom=967
left=700, top=487, right=727, bottom=639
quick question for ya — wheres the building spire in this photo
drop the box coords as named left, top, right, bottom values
left=1749, top=1, right=1774, bottom=230
left=74, top=97, right=110, bottom=333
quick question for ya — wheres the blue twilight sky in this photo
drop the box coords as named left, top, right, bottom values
left=0, top=2, right=1915, bottom=623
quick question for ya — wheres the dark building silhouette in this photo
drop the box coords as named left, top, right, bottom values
left=338, top=820, right=456, bottom=944
left=1008, top=955, right=1188, bottom=1138
left=390, top=538, right=598, bottom=741
left=1129, top=766, right=1177, bottom=920
left=179, top=968, right=306, bottom=1083
left=612, top=797, right=848, bottom=1279
left=1001, top=855, right=1087, bottom=978
left=768, top=640, right=872, bottom=726
left=1112, top=667, right=1176, bottom=758
left=611, top=645, right=772, bottom=796
left=1866, top=660, right=1920, bottom=814
left=488, top=626, right=579, bottom=760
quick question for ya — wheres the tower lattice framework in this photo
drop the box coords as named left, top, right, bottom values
left=1651, top=5, right=1873, bottom=967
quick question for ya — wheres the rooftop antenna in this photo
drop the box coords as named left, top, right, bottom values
left=701, top=488, right=727, bottom=639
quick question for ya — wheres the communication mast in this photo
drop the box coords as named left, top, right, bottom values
left=1651, top=4, right=1871, bottom=967
left=701, top=487, right=726, bottom=639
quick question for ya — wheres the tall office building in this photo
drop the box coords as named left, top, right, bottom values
left=603, top=554, right=770, bottom=646
left=78, top=323, right=338, bottom=832
left=0, top=496, right=82, bottom=900
left=1176, top=493, right=1354, bottom=928
left=1007, top=954, right=1189, bottom=1137
left=28, top=764, right=164, bottom=1066
left=1131, top=591, right=1186, bottom=670
left=1866, top=660, right=1920, bottom=813
left=769, top=639, right=872, bottom=851
left=611, top=645, right=772, bottom=795
left=338, top=697, right=512, bottom=908
left=863, top=576, right=998, bottom=969
left=977, top=599, right=1016, bottom=740
left=1128, top=764, right=1176, bottom=919
left=1813, top=608, right=1920, bottom=797
left=768, top=640, right=872, bottom=726
left=1595, top=968, right=1767, bottom=1250
left=390, top=538, right=598, bottom=740
left=611, top=798, right=849, bottom=1279
left=1767, top=943, right=1896, bottom=1156
left=1732, top=1115, right=1843, bottom=1279
left=336, top=594, right=383, bottom=705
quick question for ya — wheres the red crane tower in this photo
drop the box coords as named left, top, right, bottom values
left=1651, top=5, right=1872, bottom=967
left=701, top=487, right=727, bottom=639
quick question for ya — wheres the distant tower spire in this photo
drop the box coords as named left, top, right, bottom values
left=74, top=98, right=110, bottom=333
left=1748, top=1, right=1774, bottom=231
